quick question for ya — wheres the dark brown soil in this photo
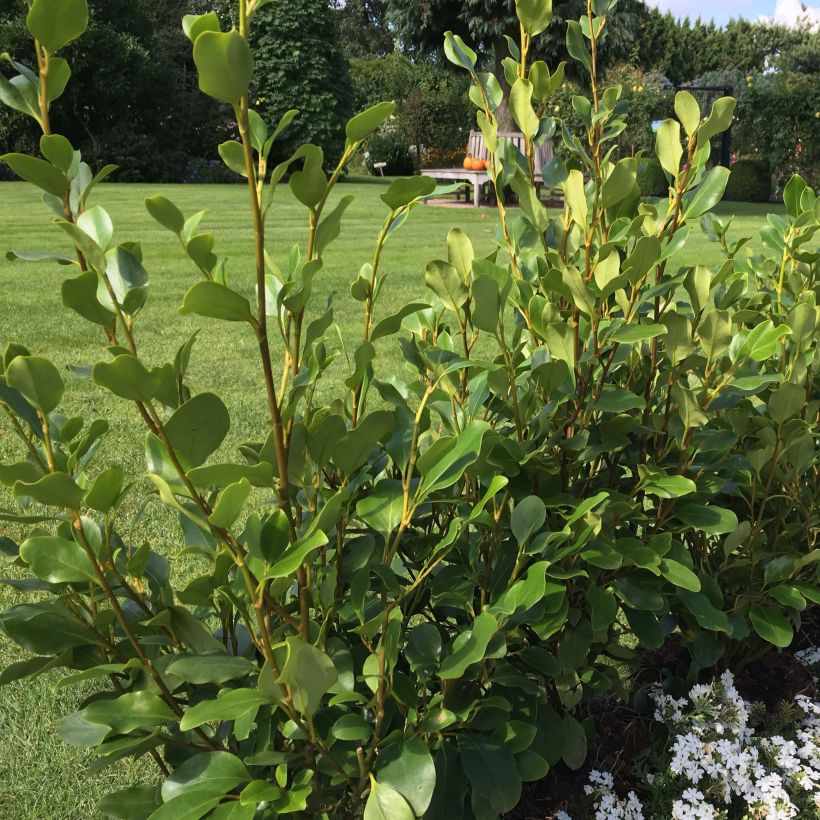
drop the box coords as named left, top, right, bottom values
left=506, top=699, right=652, bottom=820
left=734, top=649, right=815, bottom=710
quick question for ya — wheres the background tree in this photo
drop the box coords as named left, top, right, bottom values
left=387, top=0, right=650, bottom=71
left=332, top=0, right=395, bottom=58
left=250, top=0, right=354, bottom=167
left=0, top=0, right=224, bottom=181
left=386, top=0, right=650, bottom=126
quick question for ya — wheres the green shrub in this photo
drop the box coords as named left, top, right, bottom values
left=637, top=156, right=668, bottom=196
left=0, top=0, right=227, bottom=183
left=0, top=2, right=818, bottom=819
left=250, top=0, right=354, bottom=168
left=724, top=158, right=772, bottom=202
left=351, top=54, right=471, bottom=157
left=733, top=69, right=820, bottom=190
left=365, top=126, right=417, bottom=175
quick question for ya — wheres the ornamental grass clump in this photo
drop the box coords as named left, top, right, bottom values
left=0, top=0, right=818, bottom=817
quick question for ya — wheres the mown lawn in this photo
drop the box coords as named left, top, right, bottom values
left=0, top=177, right=779, bottom=817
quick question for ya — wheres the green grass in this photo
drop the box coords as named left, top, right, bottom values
left=0, top=178, right=778, bottom=816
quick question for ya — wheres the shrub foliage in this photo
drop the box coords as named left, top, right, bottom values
left=724, top=158, right=772, bottom=203
left=0, top=1, right=818, bottom=819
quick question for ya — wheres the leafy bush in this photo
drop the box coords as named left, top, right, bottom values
left=351, top=54, right=471, bottom=157
left=636, top=156, right=668, bottom=197
left=732, top=68, right=820, bottom=191
left=365, top=126, right=417, bottom=175
left=250, top=0, right=354, bottom=168
left=724, top=158, right=772, bottom=202
left=0, top=0, right=227, bottom=183
left=0, top=2, right=818, bottom=820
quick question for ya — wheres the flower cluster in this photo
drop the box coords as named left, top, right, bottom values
left=554, top=770, right=645, bottom=819
left=554, top=662, right=820, bottom=820
left=650, top=670, right=820, bottom=819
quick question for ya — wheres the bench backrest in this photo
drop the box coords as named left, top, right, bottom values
left=467, top=130, right=554, bottom=173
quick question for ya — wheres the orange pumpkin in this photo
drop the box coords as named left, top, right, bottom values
left=478, top=158, right=489, bottom=170
left=462, top=154, right=473, bottom=169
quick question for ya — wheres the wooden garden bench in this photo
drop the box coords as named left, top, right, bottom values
left=422, top=131, right=554, bottom=207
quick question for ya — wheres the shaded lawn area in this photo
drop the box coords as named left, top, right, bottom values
left=0, top=177, right=779, bottom=816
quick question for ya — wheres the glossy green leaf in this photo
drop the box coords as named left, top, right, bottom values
left=564, top=168, right=587, bottom=227
left=511, top=496, right=546, bottom=546
left=217, top=140, right=247, bottom=177
left=509, top=78, right=539, bottom=139
left=14, top=472, right=84, bottom=508
left=27, top=0, right=88, bottom=52
left=461, top=736, right=521, bottom=814
left=182, top=12, right=220, bottom=42
left=164, top=392, right=230, bottom=468
left=84, top=466, right=124, bottom=513
left=346, top=101, right=396, bottom=143
left=655, top=119, right=682, bottom=178
left=376, top=736, right=436, bottom=817
left=145, top=195, right=185, bottom=234
left=162, top=751, right=250, bottom=804
left=683, top=166, right=730, bottom=219
left=640, top=472, right=696, bottom=499
left=99, top=786, right=160, bottom=819
left=561, top=713, right=587, bottom=770
left=660, top=558, right=701, bottom=592
left=364, top=778, right=414, bottom=820
left=697, top=96, right=736, bottom=147
left=439, top=611, right=497, bottom=679
left=179, top=281, right=253, bottom=323
left=82, top=691, right=175, bottom=735
left=425, top=260, right=468, bottom=311
left=6, top=355, right=64, bottom=413
left=566, top=21, right=591, bottom=73
left=288, top=163, right=326, bottom=210
left=380, top=175, right=436, bottom=209
left=179, top=689, right=269, bottom=731
left=265, top=530, right=327, bottom=579
left=674, top=90, right=700, bottom=137
left=62, top=271, right=116, bottom=327
left=370, top=302, right=428, bottom=342
left=356, top=479, right=404, bottom=540
left=1, top=153, right=67, bottom=196
left=276, top=636, right=337, bottom=716
left=676, top=504, right=738, bottom=535
left=332, top=410, right=395, bottom=476
left=602, top=158, right=637, bottom=209
left=40, top=133, right=74, bottom=173
left=193, top=30, right=253, bottom=105
left=20, top=535, right=96, bottom=583
left=443, top=31, right=477, bottom=71
left=608, top=323, right=667, bottom=344
left=515, top=0, right=553, bottom=36
left=208, top=478, right=251, bottom=528
left=749, top=605, right=793, bottom=648
left=315, top=195, right=354, bottom=255
left=417, top=421, right=488, bottom=498
left=92, top=355, right=159, bottom=402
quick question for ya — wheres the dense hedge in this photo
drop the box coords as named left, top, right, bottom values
left=0, top=0, right=225, bottom=182
left=351, top=54, right=471, bottom=163
left=734, top=69, right=820, bottom=191
left=636, top=156, right=668, bottom=197
left=250, top=0, right=354, bottom=168
left=724, top=159, right=772, bottom=202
